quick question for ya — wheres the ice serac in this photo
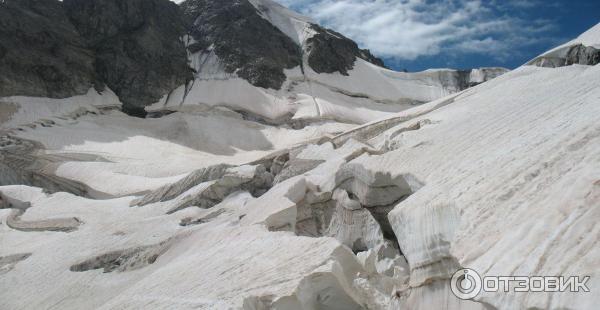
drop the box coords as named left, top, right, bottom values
left=63, top=0, right=193, bottom=115
left=0, top=0, right=97, bottom=99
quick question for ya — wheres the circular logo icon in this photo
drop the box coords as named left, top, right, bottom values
left=450, top=268, right=482, bottom=300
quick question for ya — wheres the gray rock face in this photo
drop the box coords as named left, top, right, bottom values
left=0, top=0, right=97, bottom=99
left=306, top=24, right=386, bottom=75
left=565, top=44, right=600, bottom=66
left=0, top=0, right=193, bottom=116
left=180, top=0, right=386, bottom=89
left=63, top=0, right=193, bottom=115
left=528, top=44, right=600, bottom=68
left=0, top=0, right=498, bottom=116
left=181, top=0, right=302, bottom=90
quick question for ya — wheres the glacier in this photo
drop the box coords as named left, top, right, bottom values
left=0, top=0, right=598, bottom=309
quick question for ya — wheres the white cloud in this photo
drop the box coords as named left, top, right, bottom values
left=276, top=0, right=558, bottom=61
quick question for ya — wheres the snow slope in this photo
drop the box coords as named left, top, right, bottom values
left=0, top=88, right=121, bottom=130
left=1, top=101, right=353, bottom=197
left=152, top=50, right=507, bottom=125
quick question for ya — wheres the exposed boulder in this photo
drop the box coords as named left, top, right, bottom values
left=0, top=0, right=97, bottom=99
left=63, top=0, right=193, bottom=114
left=181, top=0, right=302, bottom=90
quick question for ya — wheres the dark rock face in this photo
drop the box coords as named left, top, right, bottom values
left=63, top=0, right=193, bottom=112
left=0, top=0, right=392, bottom=109
left=0, top=0, right=193, bottom=114
left=454, top=70, right=472, bottom=90
left=0, top=0, right=97, bottom=98
left=306, top=25, right=386, bottom=75
left=181, top=0, right=302, bottom=90
left=565, top=44, right=600, bottom=66
left=529, top=44, right=600, bottom=68
left=179, top=0, right=386, bottom=89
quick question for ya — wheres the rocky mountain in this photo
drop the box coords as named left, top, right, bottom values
left=0, top=0, right=97, bottom=99
left=151, top=0, right=508, bottom=125
left=180, top=0, right=387, bottom=91
left=181, top=0, right=303, bottom=90
left=0, top=0, right=506, bottom=120
left=0, top=0, right=192, bottom=116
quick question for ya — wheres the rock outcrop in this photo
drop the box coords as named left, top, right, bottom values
left=306, top=24, right=386, bottom=75
left=63, top=0, right=193, bottom=115
left=0, top=0, right=97, bottom=99
left=528, top=44, right=600, bottom=68
left=0, top=0, right=507, bottom=121
left=0, top=0, right=192, bottom=116
left=181, top=0, right=302, bottom=90
left=180, top=0, right=387, bottom=90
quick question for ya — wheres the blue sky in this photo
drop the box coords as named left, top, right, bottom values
left=276, top=0, right=600, bottom=71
